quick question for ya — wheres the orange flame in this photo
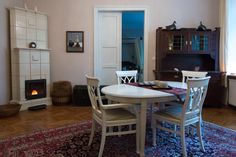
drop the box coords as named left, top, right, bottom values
left=31, top=90, right=38, bottom=95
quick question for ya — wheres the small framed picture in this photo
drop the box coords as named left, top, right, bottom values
left=66, top=31, right=84, bottom=52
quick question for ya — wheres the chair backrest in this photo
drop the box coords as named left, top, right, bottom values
left=116, top=70, right=138, bottom=84
left=86, top=75, right=103, bottom=114
left=182, top=76, right=210, bottom=121
left=181, top=70, right=208, bottom=83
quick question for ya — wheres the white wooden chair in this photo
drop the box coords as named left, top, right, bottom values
left=152, top=76, right=210, bottom=157
left=116, top=70, right=138, bottom=84
left=159, top=70, right=207, bottom=111
left=116, top=70, right=138, bottom=130
left=173, top=70, right=208, bottom=103
left=181, top=70, right=208, bottom=134
left=86, top=75, right=139, bottom=157
left=182, top=70, right=208, bottom=83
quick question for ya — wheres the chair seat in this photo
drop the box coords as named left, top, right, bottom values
left=104, top=107, right=136, bottom=122
left=153, top=106, right=182, bottom=123
left=154, top=105, right=200, bottom=124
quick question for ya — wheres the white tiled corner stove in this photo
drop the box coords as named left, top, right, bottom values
left=10, top=7, right=51, bottom=110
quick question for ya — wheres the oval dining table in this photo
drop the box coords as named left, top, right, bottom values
left=101, top=81, right=186, bottom=157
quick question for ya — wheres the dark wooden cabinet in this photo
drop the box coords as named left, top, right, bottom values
left=154, top=27, right=225, bottom=107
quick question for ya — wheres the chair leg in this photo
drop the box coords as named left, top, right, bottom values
left=173, top=124, right=177, bottom=137
left=152, top=119, right=157, bottom=146
left=108, top=99, right=112, bottom=104
left=128, top=106, right=136, bottom=131
left=186, top=126, right=190, bottom=134
left=197, top=121, right=205, bottom=152
left=88, top=119, right=95, bottom=146
left=136, top=121, right=140, bottom=154
left=118, top=126, right=121, bottom=137
left=129, top=125, right=132, bottom=130
left=135, top=105, right=140, bottom=154
left=149, top=104, right=153, bottom=123
left=108, top=126, right=113, bottom=132
left=190, top=125, right=195, bottom=135
left=180, top=125, right=187, bottom=157
left=98, top=125, right=106, bottom=157
left=158, top=102, right=165, bottom=110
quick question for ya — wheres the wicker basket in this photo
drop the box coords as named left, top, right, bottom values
left=51, top=81, right=72, bottom=105
left=51, top=81, right=72, bottom=97
left=52, top=96, right=71, bottom=105
left=0, top=104, right=21, bottom=118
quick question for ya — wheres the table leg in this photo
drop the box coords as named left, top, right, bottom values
left=139, top=99, right=147, bottom=157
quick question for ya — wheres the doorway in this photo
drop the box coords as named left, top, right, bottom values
left=122, top=11, right=144, bottom=81
left=94, top=6, right=149, bottom=85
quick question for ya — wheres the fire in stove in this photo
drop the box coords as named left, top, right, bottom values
left=31, top=90, right=38, bottom=95
left=25, top=79, right=46, bottom=100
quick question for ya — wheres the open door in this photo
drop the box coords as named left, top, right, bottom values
left=94, top=11, right=122, bottom=85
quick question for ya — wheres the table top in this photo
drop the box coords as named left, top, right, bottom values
left=101, top=84, right=175, bottom=99
left=165, top=81, right=187, bottom=89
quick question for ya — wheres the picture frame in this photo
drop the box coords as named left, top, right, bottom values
left=66, top=31, right=84, bottom=52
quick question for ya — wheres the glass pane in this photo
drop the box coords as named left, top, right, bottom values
left=228, top=0, right=236, bottom=73
left=168, top=35, right=184, bottom=51
left=191, top=35, right=209, bottom=51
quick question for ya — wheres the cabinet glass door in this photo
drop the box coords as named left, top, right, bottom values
left=168, top=34, right=184, bottom=51
left=164, top=32, right=187, bottom=53
left=190, top=33, right=210, bottom=53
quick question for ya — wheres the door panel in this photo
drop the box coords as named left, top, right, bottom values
left=101, top=17, right=118, bottom=46
left=96, top=12, right=122, bottom=85
left=101, top=48, right=118, bottom=67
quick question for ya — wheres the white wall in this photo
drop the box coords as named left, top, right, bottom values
left=0, top=0, right=220, bottom=104
left=0, top=0, right=24, bottom=104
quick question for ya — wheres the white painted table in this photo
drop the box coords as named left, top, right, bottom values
left=101, top=84, right=178, bottom=157
left=165, top=81, right=187, bottom=89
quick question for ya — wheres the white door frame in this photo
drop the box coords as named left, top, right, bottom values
left=94, top=5, right=149, bottom=81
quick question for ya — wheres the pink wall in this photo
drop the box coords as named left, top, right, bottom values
left=0, top=0, right=23, bottom=104
left=0, top=0, right=220, bottom=104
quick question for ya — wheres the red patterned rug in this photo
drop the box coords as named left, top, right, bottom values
left=0, top=121, right=91, bottom=157
left=0, top=120, right=235, bottom=157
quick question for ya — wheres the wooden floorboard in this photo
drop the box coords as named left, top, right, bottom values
left=202, top=105, right=236, bottom=131
left=0, top=105, right=91, bottom=139
left=0, top=104, right=235, bottom=139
